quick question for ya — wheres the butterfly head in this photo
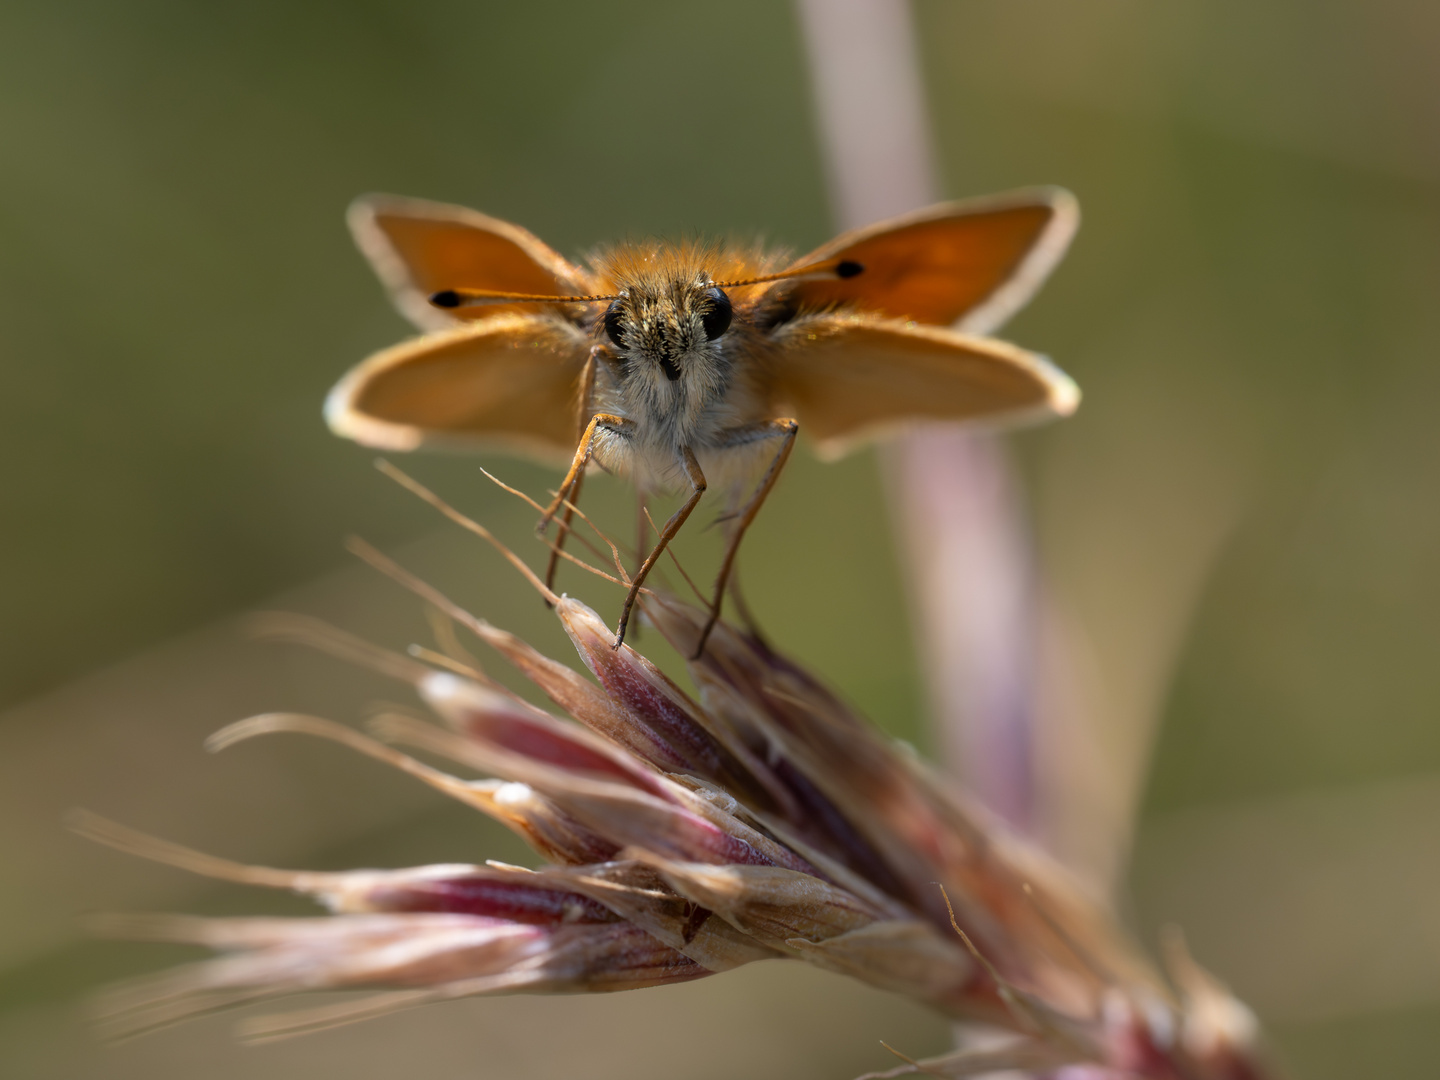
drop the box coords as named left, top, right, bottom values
left=599, top=275, right=733, bottom=385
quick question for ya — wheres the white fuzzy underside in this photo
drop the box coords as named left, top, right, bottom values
left=588, top=346, right=779, bottom=499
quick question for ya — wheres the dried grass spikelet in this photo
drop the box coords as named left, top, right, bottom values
left=75, top=463, right=1280, bottom=1078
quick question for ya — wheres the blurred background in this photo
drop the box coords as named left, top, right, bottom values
left=3, top=1, right=1438, bottom=1077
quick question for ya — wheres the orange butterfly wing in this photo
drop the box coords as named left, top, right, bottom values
left=325, top=313, right=590, bottom=462
left=763, top=314, right=1079, bottom=460
left=348, top=195, right=597, bottom=331
left=777, top=187, right=1077, bottom=333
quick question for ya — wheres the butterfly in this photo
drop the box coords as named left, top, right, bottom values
left=326, top=189, right=1080, bottom=656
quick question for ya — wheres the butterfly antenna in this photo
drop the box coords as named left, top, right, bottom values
left=429, top=287, right=618, bottom=309
left=711, top=258, right=865, bottom=290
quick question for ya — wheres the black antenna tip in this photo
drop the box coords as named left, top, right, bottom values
left=430, top=289, right=461, bottom=308
left=836, top=260, right=864, bottom=279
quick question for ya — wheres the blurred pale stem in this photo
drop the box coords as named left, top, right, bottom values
left=794, top=0, right=1041, bottom=834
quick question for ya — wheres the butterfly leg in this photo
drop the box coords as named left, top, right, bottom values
left=544, top=348, right=604, bottom=597
left=694, top=418, right=798, bottom=658
left=543, top=468, right=586, bottom=597
left=613, top=446, right=706, bottom=650
left=539, top=412, right=632, bottom=533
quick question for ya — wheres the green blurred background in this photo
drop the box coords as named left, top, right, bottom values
left=2, top=1, right=1438, bottom=1077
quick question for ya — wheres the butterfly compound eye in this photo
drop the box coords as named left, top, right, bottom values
left=701, top=287, right=732, bottom=340
left=602, top=300, right=626, bottom=348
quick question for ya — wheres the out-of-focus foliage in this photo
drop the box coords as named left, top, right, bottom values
left=922, top=0, right=1440, bottom=809
left=1, top=1, right=1437, bottom=1078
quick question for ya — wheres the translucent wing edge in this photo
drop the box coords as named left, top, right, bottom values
left=810, top=366, right=1078, bottom=460
left=346, top=194, right=592, bottom=333
left=783, top=186, right=1080, bottom=335
left=810, top=355, right=1079, bottom=461
left=774, top=320, right=1081, bottom=462
left=323, top=320, right=581, bottom=466
left=954, top=187, right=1079, bottom=336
